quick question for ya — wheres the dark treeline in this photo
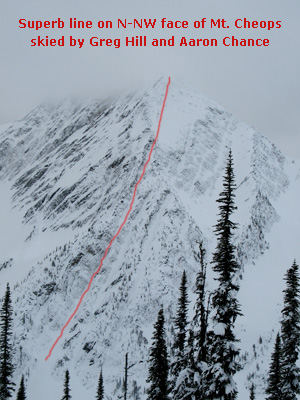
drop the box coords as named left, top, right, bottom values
left=0, top=151, right=299, bottom=400
left=145, top=152, right=300, bottom=400
left=265, top=260, right=300, bottom=400
left=146, top=150, right=242, bottom=400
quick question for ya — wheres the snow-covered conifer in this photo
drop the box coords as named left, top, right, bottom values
left=280, top=260, right=300, bottom=400
left=170, top=271, right=189, bottom=380
left=16, top=376, right=26, bottom=400
left=146, top=308, right=169, bottom=400
left=0, top=283, right=15, bottom=399
left=204, top=150, right=242, bottom=400
left=96, top=368, right=104, bottom=400
left=171, top=270, right=195, bottom=399
left=193, top=242, right=210, bottom=365
left=265, top=332, right=283, bottom=400
left=191, top=241, right=211, bottom=400
left=61, top=370, right=71, bottom=400
left=249, top=383, right=255, bottom=400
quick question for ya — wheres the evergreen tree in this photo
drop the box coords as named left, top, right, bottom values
left=96, top=368, right=104, bottom=400
left=16, top=376, right=26, bottom=400
left=170, top=271, right=189, bottom=380
left=170, top=243, right=211, bottom=400
left=204, top=150, right=242, bottom=400
left=170, top=270, right=192, bottom=399
left=280, top=260, right=300, bottom=400
left=265, top=332, right=283, bottom=400
left=146, top=307, right=169, bottom=400
left=61, top=370, right=71, bottom=400
left=187, top=241, right=211, bottom=400
left=0, top=283, right=15, bottom=399
left=173, top=271, right=189, bottom=361
left=193, top=242, right=210, bottom=367
left=249, top=383, right=255, bottom=400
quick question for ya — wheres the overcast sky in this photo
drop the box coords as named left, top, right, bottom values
left=1, top=0, right=299, bottom=158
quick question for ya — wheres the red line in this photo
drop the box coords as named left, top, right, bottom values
left=45, top=77, right=171, bottom=361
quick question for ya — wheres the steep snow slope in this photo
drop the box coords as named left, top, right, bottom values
left=0, top=78, right=299, bottom=399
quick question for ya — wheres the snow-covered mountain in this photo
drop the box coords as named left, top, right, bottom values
left=0, top=78, right=299, bottom=399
